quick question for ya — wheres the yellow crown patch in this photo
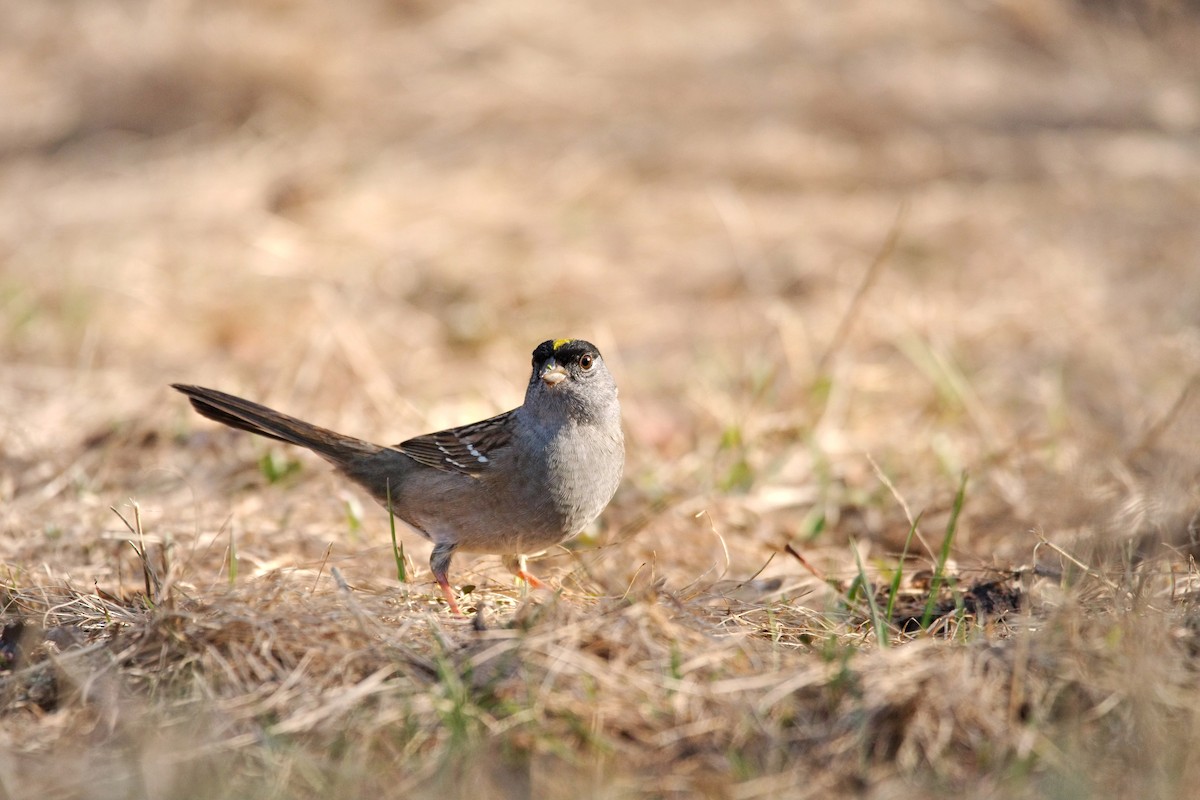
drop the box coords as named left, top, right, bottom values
left=552, top=338, right=574, bottom=350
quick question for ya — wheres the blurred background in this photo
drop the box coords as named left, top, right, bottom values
left=2, top=0, right=1200, bottom=592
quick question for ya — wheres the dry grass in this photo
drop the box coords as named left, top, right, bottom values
left=3, top=0, right=1200, bottom=797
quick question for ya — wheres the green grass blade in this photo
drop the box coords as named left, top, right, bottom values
left=919, top=471, right=967, bottom=629
left=387, top=479, right=406, bottom=583
left=884, top=510, right=923, bottom=623
left=850, top=537, right=889, bottom=649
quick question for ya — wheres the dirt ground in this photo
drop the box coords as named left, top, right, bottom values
left=3, top=1, right=1200, bottom=798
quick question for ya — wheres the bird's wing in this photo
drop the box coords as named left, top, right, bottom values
left=396, top=409, right=516, bottom=477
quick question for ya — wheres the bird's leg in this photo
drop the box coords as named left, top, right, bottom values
left=502, top=553, right=547, bottom=589
left=430, top=542, right=462, bottom=615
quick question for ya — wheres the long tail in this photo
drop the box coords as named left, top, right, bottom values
left=171, top=384, right=382, bottom=467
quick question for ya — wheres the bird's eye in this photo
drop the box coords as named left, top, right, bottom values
left=579, top=354, right=594, bottom=370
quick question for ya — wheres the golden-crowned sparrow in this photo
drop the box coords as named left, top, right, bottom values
left=173, top=338, right=624, bottom=614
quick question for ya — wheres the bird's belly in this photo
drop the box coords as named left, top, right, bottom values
left=392, top=470, right=572, bottom=554
left=380, top=427, right=622, bottom=556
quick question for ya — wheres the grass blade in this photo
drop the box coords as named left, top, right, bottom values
left=884, top=510, right=923, bottom=623
left=228, top=528, right=238, bottom=587
left=387, top=479, right=406, bottom=583
left=919, top=471, right=968, bottom=629
left=850, top=537, right=890, bottom=649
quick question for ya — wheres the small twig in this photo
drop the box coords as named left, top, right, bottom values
left=621, top=560, right=652, bottom=603
left=1033, top=536, right=1120, bottom=591
left=816, top=199, right=908, bottom=374
left=312, top=543, right=334, bottom=594
left=866, top=452, right=935, bottom=561
left=1128, top=371, right=1200, bottom=459
left=737, top=552, right=776, bottom=588
left=112, top=502, right=160, bottom=603
left=695, top=510, right=731, bottom=582
left=784, top=543, right=826, bottom=582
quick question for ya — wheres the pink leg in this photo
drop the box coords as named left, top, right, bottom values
left=431, top=542, right=463, bottom=615
left=502, top=554, right=547, bottom=589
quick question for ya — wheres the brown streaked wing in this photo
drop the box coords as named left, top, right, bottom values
left=395, top=409, right=516, bottom=477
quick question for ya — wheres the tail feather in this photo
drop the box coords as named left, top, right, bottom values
left=171, top=384, right=381, bottom=466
